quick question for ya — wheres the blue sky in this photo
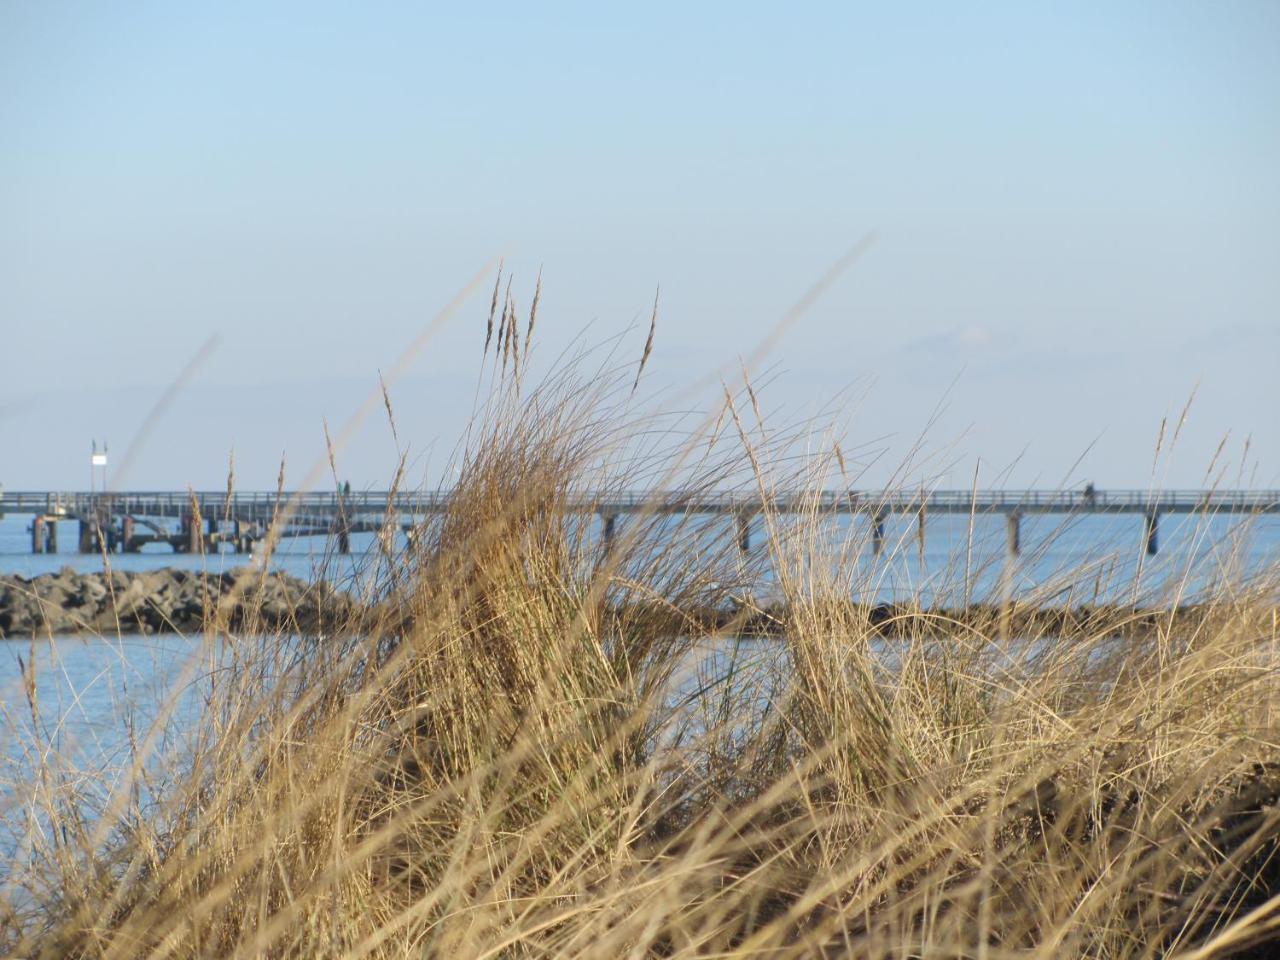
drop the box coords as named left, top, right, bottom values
left=2, top=1, right=1277, bottom=490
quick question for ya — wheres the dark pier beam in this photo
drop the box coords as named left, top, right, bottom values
left=1006, top=511, right=1021, bottom=557
left=601, top=512, right=617, bottom=550
left=1144, top=510, right=1160, bottom=556
left=871, top=509, right=887, bottom=556
left=737, top=512, right=752, bottom=554
left=32, top=516, right=46, bottom=554
left=46, top=519, right=58, bottom=554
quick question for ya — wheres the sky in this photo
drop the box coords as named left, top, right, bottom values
left=2, top=1, right=1277, bottom=491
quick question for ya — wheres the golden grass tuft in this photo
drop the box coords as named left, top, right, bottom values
left=2, top=325, right=1278, bottom=959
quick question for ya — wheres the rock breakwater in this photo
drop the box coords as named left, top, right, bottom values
left=0, top=567, right=348, bottom=638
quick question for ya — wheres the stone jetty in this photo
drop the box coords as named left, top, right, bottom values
left=0, top=567, right=349, bottom=638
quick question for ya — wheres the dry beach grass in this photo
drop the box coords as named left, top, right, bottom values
left=1, top=286, right=1278, bottom=958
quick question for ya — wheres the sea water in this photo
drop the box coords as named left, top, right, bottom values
left=2, top=506, right=1278, bottom=868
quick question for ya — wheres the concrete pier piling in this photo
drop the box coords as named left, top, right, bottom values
left=917, top=507, right=926, bottom=563
left=871, top=510, right=887, bottom=556
left=31, top=516, right=46, bottom=554
left=46, top=519, right=58, bottom=554
left=1144, top=510, right=1160, bottom=556
left=602, top=513, right=617, bottom=550
left=1007, top=511, right=1022, bottom=557
left=184, top=514, right=201, bottom=553
left=737, top=512, right=751, bottom=554
left=77, top=518, right=102, bottom=553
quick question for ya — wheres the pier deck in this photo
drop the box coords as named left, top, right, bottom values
left=2, top=489, right=1277, bottom=556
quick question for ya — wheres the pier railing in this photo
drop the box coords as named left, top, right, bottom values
left=3, top=488, right=1280, bottom=519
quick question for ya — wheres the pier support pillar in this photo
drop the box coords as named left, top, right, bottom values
left=46, top=519, right=58, bottom=554
left=185, top=515, right=201, bottom=553
left=736, top=512, right=751, bottom=554
left=404, top=524, right=423, bottom=552
left=1144, top=510, right=1159, bottom=556
left=122, top=517, right=136, bottom=553
left=32, top=516, right=46, bottom=554
left=336, top=520, right=350, bottom=555
left=1006, top=511, right=1021, bottom=557
left=601, top=513, right=617, bottom=551
left=77, top=519, right=98, bottom=553
left=871, top=510, right=887, bottom=556
left=916, top=508, right=926, bottom=563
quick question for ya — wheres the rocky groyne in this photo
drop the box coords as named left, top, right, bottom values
left=2, top=567, right=1259, bottom=643
left=0, top=567, right=349, bottom=638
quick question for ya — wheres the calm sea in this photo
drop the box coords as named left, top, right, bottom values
left=3, top=506, right=1278, bottom=865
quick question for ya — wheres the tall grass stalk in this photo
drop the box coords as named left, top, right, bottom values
left=1, top=319, right=1277, bottom=959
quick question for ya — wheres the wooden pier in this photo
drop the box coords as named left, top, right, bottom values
left=1, top=488, right=1277, bottom=557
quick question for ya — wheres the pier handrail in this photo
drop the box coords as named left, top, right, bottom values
left=3, top=488, right=1280, bottom=517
